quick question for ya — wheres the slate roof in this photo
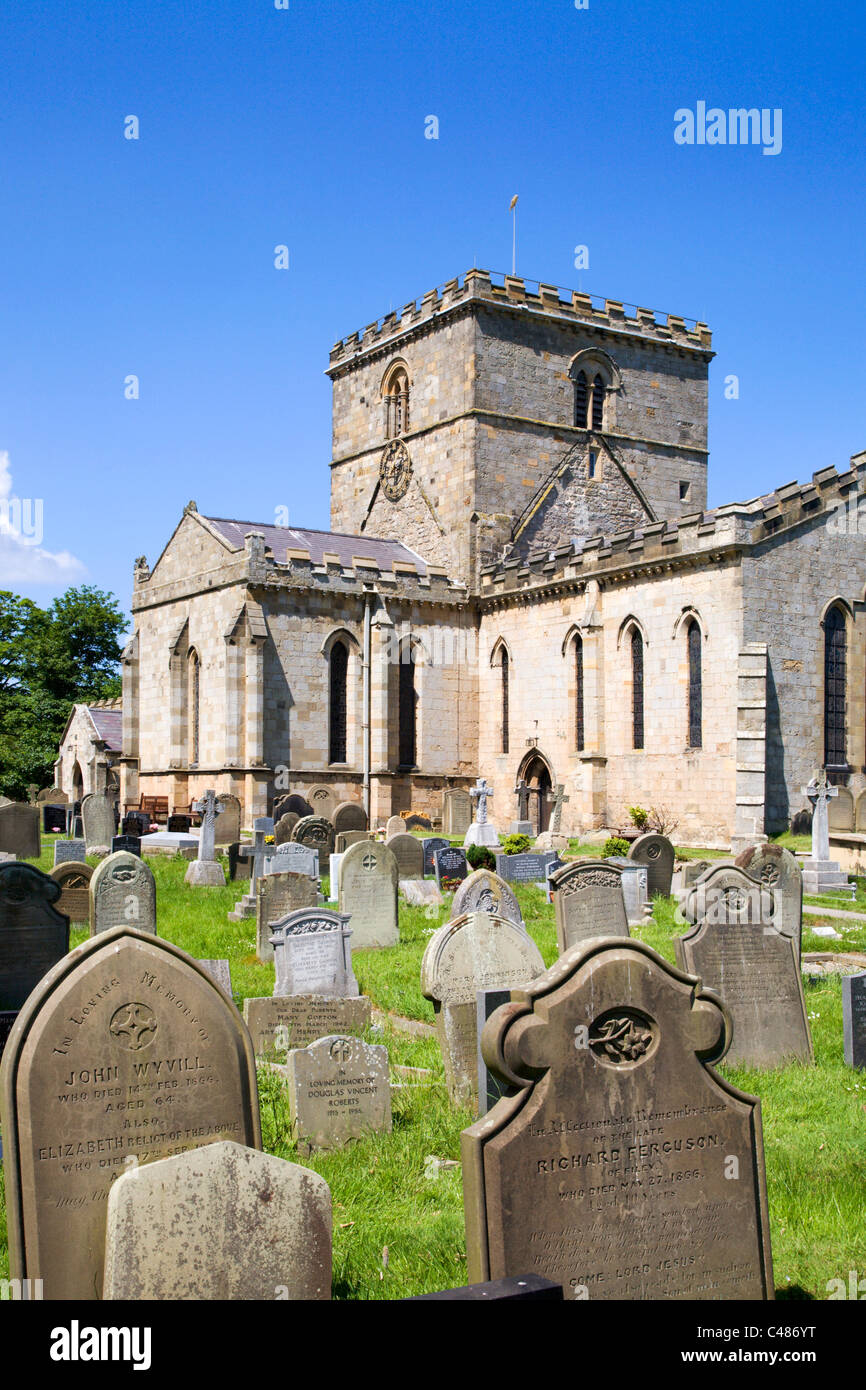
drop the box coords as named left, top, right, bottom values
left=88, top=707, right=123, bottom=750
left=203, top=517, right=430, bottom=576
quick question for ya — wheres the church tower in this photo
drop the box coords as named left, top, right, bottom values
left=326, top=269, right=713, bottom=592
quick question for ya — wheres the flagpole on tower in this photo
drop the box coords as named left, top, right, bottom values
left=510, top=195, right=518, bottom=275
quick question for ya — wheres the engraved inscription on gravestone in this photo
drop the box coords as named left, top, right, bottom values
left=270, top=910, right=358, bottom=999
left=49, top=862, right=94, bottom=925
left=283, top=1034, right=391, bottom=1154
left=90, top=851, right=157, bottom=937
left=843, top=972, right=866, bottom=1070
left=550, top=861, right=629, bottom=954
left=451, top=869, right=524, bottom=930
left=338, top=841, right=399, bottom=950
left=434, top=846, right=469, bottom=891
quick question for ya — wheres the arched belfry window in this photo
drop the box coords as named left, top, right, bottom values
left=591, top=374, right=605, bottom=431
left=631, top=629, right=644, bottom=750
left=824, top=604, right=847, bottom=767
left=574, top=634, right=585, bottom=752
left=570, top=351, right=618, bottom=433
left=188, top=648, right=200, bottom=765
left=687, top=620, right=702, bottom=748
left=382, top=362, right=410, bottom=440
left=574, top=371, right=589, bottom=428
left=398, top=641, right=418, bottom=768
left=329, top=640, right=348, bottom=763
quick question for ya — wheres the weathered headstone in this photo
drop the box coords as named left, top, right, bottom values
left=90, top=851, right=157, bottom=937
left=53, top=839, right=87, bottom=867
left=550, top=860, right=630, bottom=954
left=49, top=861, right=94, bottom=925
left=282, top=793, right=313, bottom=819
left=443, top=788, right=472, bottom=837
left=0, top=925, right=262, bottom=1300
left=462, top=937, right=775, bottom=1299
left=388, top=832, right=424, bottom=880
left=333, top=801, right=368, bottom=833
left=422, top=836, right=450, bottom=876
left=198, top=959, right=233, bottom=996
left=228, top=841, right=251, bottom=881
left=275, top=813, right=298, bottom=846
left=335, top=829, right=369, bottom=855
left=243, top=995, right=372, bottom=1055
left=292, top=816, right=335, bottom=872
left=606, top=857, right=649, bottom=922
left=451, top=869, right=524, bottom=929
left=214, top=793, right=241, bottom=846
left=385, top=815, right=405, bottom=840
left=103, top=1141, right=331, bottom=1300
left=829, top=785, right=855, bottom=832
left=434, top=845, right=469, bottom=891
left=112, top=834, right=142, bottom=858
left=494, top=851, right=557, bottom=884
left=843, top=972, right=866, bottom=1069
left=405, top=813, right=432, bottom=831
left=306, top=784, right=339, bottom=823
left=680, top=859, right=711, bottom=889
left=271, top=909, right=358, bottom=999
left=421, top=910, right=545, bottom=1106
left=0, top=804, right=41, bottom=861
left=256, top=872, right=319, bottom=963
left=281, top=1034, right=391, bottom=1154
left=401, top=880, right=444, bottom=909
left=628, top=833, right=675, bottom=898
left=676, top=866, right=812, bottom=1068
left=0, top=864, right=69, bottom=1018
left=266, top=840, right=319, bottom=880
left=81, top=792, right=115, bottom=853
left=37, top=787, right=67, bottom=805
left=338, top=840, right=399, bottom=949
left=734, top=843, right=803, bottom=955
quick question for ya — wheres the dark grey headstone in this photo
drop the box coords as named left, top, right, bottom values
left=476, top=989, right=512, bottom=1114
left=111, top=835, right=142, bottom=857
left=0, top=863, right=69, bottom=1013
left=628, top=833, right=675, bottom=898
left=53, top=840, right=87, bottom=867
left=422, top=837, right=449, bottom=876
left=43, top=805, right=67, bottom=835
left=494, top=851, right=557, bottom=883
left=228, top=842, right=251, bottom=881
left=434, top=846, right=469, bottom=890
left=843, top=972, right=866, bottom=1069
left=0, top=805, right=41, bottom=860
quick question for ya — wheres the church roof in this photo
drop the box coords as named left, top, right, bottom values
left=88, top=707, right=123, bottom=750
left=202, top=516, right=430, bottom=575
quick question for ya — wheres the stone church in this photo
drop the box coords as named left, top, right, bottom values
left=113, top=267, right=866, bottom=846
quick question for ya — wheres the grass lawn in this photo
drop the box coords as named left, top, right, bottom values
left=1, top=836, right=864, bottom=1299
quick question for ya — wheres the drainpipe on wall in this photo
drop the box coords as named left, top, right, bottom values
left=362, top=589, right=372, bottom=818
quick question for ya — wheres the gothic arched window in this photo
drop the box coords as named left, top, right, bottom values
left=188, top=649, right=200, bottom=765
left=574, top=370, right=588, bottom=428
left=329, top=640, right=348, bottom=763
left=687, top=620, right=702, bottom=748
left=398, top=643, right=417, bottom=767
left=631, top=630, right=644, bottom=750
left=383, top=362, right=410, bottom=440
left=824, top=605, right=847, bottom=767
left=574, top=633, right=585, bottom=752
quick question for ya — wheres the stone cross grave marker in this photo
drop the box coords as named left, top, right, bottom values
left=547, top=784, right=569, bottom=834
left=270, top=909, right=358, bottom=999
left=461, top=938, right=775, bottom=1299
left=550, top=860, right=630, bottom=954
left=843, top=971, right=866, bottom=1069
left=282, top=1034, right=392, bottom=1154
left=804, top=768, right=836, bottom=861
left=90, top=850, right=157, bottom=937
left=103, top=1141, right=331, bottom=1300
left=185, top=791, right=227, bottom=886
left=338, top=840, right=399, bottom=949
left=514, top=780, right=530, bottom=822
left=421, top=910, right=545, bottom=1106
left=0, top=925, right=262, bottom=1300
left=676, top=864, right=812, bottom=1068
left=466, top=778, right=500, bottom=848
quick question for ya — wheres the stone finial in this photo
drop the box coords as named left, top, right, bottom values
left=184, top=500, right=198, bottom=514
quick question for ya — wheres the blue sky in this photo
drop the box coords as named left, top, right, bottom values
left=1, top=0, right=863, bottom=626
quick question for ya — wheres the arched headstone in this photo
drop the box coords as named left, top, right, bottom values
left=627, top=833, right=675, bottom=898
left=332, top=801, right=368, bottom=833
left=90, top=851, right=156, bottom=937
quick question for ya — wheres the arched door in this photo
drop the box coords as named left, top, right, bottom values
left=519, top=753, right=554, bottom=834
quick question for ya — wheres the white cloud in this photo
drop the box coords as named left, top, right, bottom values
left=0, top=450, right=87, bottom=587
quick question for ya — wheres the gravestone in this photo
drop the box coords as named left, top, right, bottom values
left=401, top=880, right=443, bottom=909
left=606, top=857, right=649, bottom=923
left=435, top=845, right=469, bottom=891
left=855, top=792, right=866, bottom=833
left=49, top=862, right=94, bottom=925
left=628, top=833, right=675, bottom=898
left=462, top=937, right=774, bottom=1299
left=465, top=778, right=501, bottom=849
left=443, top=788, right=472, bottom=837
left=335, top=830, right=369, bottom=854
left=0, top=864, right=69, bottom=1020
left=0, top=804, right=41, bottom=861
left=185, top=790, right=227, bottom=886
left=544, top=856, right=564, bottom=904
left=1, top=928, right=261, bottom=1301
left=476, top=988, right=512, bottom=1115
left=333, top=801, right=368, bottom=833
left=680, top=859, right=711, bottom=889
left=843, top=972, right=866, bottom=1069
left=798, top=769, right=850, bottom=893
left=422, top=837, right=450, bottom=876
left=243, top=995, right=372, bottom=1056
left=43, top=805, right=67, bottom=835
left=388, top=832, right=424, bottom=880
left=386, top=815, right=405, bottom=840
left=111, top=834, right=142, bottom=858
left=90, top=851, right=157, bottom=937
left=53, top=839, right=87, bottom=867
left=103, top=1141, right=331, bottom=1300
left=81, top=792, right=115, bottom=853
left=338, top=840, right=399, bottom=950
left=306, top=784, right=339, bottom=823
left=228, top=842, right=251, bottom=881
left=734, top=843, right=803, bottom=956
left=214, top=793, right=241, bottom=846
left=421, top=910, right=545, bottom=1106
left=282, top=793, right=313, bottom=819
left=282, top=1034, right=391, bottom=1154
left=271, top=909, right=358, bottom=998
left=550, top=860, right=630, bottom=954
left=123, top=811, right=150, bottom=838
left=37, top=787, right=67, bottom=805
left=451, top=869, right=524, bottom=929
left=275, top=813, right=298, bottom=845
left=494, top=851, right=557, bottom=884
left=511, top=779, right=533, bottom=836
left=198, top=959, right=233, bottom=996
left=292, top=816, right=335, bottom=872
left=327, top=852, right=343, bottom=900
left=256, top=872, right=319, bottom=963
left=829, top=785, right=855, bottom=832
left=266, top=840, right=319, bottom=879
left=676, top=866, right=812, bottom=1068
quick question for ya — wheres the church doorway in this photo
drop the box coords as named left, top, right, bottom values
left=517, top=752, right=553, bottom=835
left=72, top=762, right=84, bottom=802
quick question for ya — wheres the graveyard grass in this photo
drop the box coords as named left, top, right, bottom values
left=1, top=838, right=865, bottom=1300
